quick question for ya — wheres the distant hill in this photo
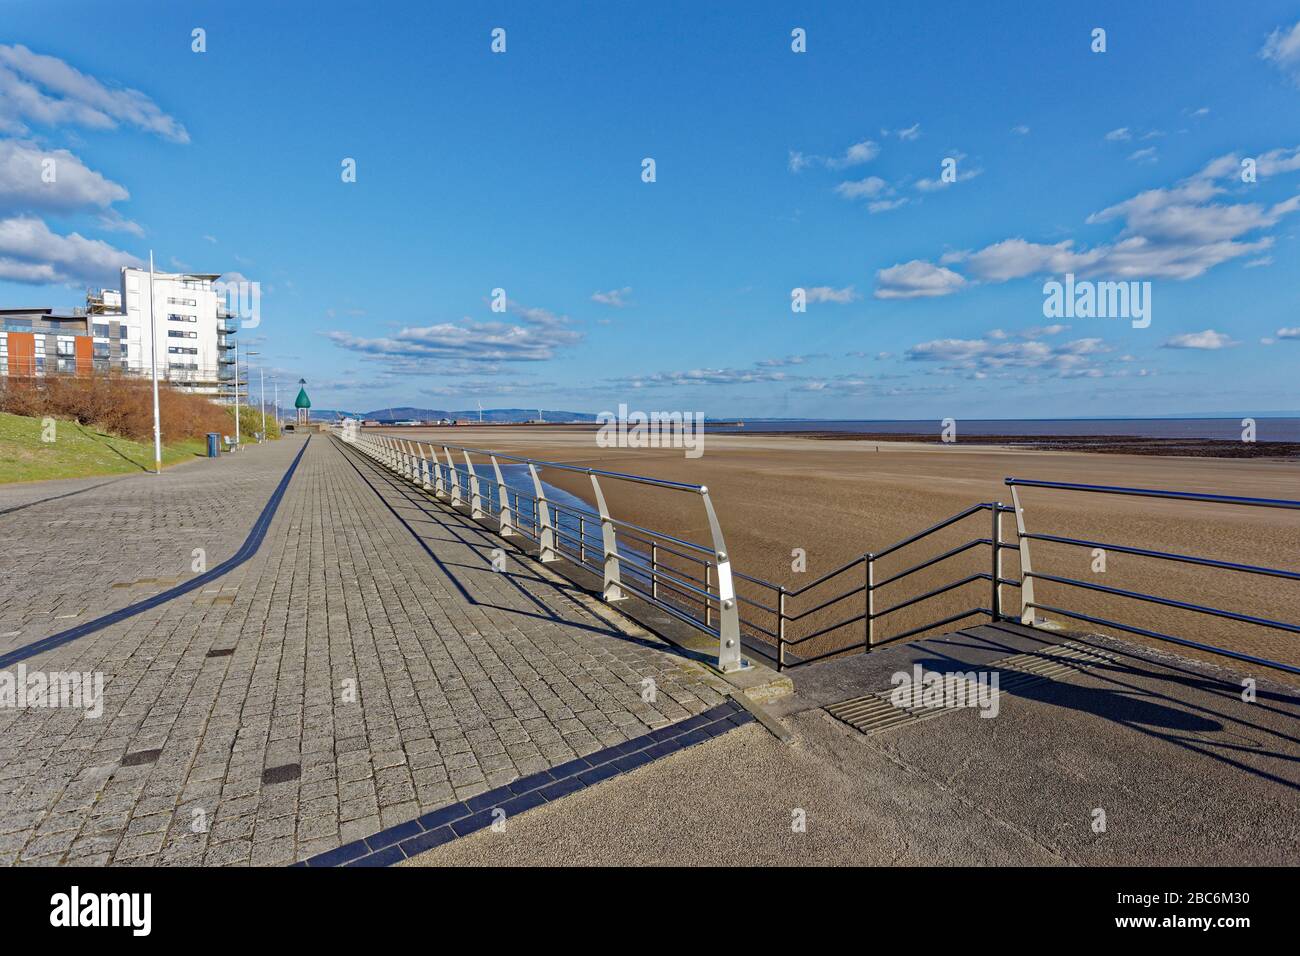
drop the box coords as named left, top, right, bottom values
left=302, top=407, right=598, bottom=423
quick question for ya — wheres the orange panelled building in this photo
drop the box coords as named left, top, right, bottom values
left=5, top=331, right=35, bottom=377
left=0, top=308, right=121, bottom=378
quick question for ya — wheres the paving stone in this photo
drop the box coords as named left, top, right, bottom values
left=0, top=437, right=729, bottom=866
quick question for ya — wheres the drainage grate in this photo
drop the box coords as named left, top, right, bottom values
left=262, top=763, right=301, bottom=785
left=206, top=647, right=235, bottom=658
left=992, top=642, right=1117, bottom=694
left=120, top=749, right=162, bottom=767
left=826, top=641, right=1117, bottom=736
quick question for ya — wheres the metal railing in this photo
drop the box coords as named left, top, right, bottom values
left=341, top=427, right=1300, bottom=678
left=1006, top=478, right=1300, bottom=676
left=343, top=429, right=749, bottom=672
left=765, top=502, right=1017, bottom=668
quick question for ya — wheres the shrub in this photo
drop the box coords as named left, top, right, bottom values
left=0, top=371, right=230, bottom=443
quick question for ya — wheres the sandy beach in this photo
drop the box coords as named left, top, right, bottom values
left=372, top=426, right=1300, bottom=680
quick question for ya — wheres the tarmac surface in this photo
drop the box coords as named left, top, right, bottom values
left=406, top=623, right=1300, bottom=866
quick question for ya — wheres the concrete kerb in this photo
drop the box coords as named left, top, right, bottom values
left=336, top=435, right=794, bottom=724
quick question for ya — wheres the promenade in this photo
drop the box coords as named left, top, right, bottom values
left=3, top=432, right=1298, bottom=868
left=0, top=436, right=731, bottom=865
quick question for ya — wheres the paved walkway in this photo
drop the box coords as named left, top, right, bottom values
left=0, top=443, right=302, bottom=656
left=404, top=622, right=1300, bottom=865
left=0, top=436, right=729, bottom=865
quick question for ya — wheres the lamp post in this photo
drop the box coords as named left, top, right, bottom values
left=147, top=251, right=162, bottom=474
left=232, top=336, right=241, bottom=450
left=247, top=351, right=265, bottom=443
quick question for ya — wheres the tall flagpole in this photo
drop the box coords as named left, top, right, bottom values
left=148, top=251, right=162, bottom=474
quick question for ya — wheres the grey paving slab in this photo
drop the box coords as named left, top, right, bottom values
left=0, top=435, right=729, bottom=865
left=0, top=442, right=302, bottom=655
left=406, top=623, right=1300, bottom=866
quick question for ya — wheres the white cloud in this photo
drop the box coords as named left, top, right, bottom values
left=827, top=140, right=880, bottom=169
left=1128, top=147, right=1158, bottom=164
left=326, top=308, right=582, bottom=365
left=590, top=286, right=632, bottom=307
left=0, top=44, right=188, bottom=142
left=1261, top=21, right=1300, bottom=86
left=1277, top=327, right=1300, bottom=338
left=884, top=145, right=1300, bottom=294
left=0, top=214, right=141, bottom=284
left=914, top=161, right=982, bottom=191
left=95, top=208, right=143, bottom=236
left=906, top=332, right=1113, bottom=378
left=805, top=285, right=859, bottom=304
left=790, top=139, right=879, bottom=172
left=868, top=197, right=908, bottom=214
left=874, top=260, right=967, bottom=299
left=608, top=366, right=794, bottom=388
left=962, top=239, right=1103, bottom=282
left=835, top=176, right=889, bottom=199
left=1105, top=127, right=1132, bottom=142
left=1011, top=125, right=1030, bottom=135
left=896, top=124, right=921, bottom=141
left=756, top=353, right=826, bottom=368
left=1160, top=329, right=1238, bottom=350
left=0, top=139, right=129, bottom=213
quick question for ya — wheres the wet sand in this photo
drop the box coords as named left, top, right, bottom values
left=373, top=426, right=1300, bottom=681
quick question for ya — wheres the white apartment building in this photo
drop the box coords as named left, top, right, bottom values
left=97, top=267, right=239, bottom=399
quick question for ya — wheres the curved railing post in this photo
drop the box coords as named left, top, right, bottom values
left=698, top=485, right=744, bottom=672
left=491, top=455, right=514, bottom=536
left=401, top=440, right=415, bottom=480
left=431, top=444, right=446, bottom=498
left=463, top=451, right=484, bottom=518
left=443, top=446, right=461, bottom=506
left=589, top=475, right=624, bottom=602
left=528, top=464, right=557, bottom=562
left=1009, top=484, right=1036, bottom=625
left=419, top=443, right=433, bottom=490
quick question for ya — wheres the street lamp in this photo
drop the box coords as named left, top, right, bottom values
left=232, top=336, right=241, bottom=450
left=147, top=251, right=162, bottom=474
left=247, top=351, right=265, bottom=443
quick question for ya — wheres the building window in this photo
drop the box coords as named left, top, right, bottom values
left=93, top=342, right=110, bottom=359
left=93, top=323, right=109, bottom=337
left=168, top=346, right=198, bottom=355
left=168, top=313, right=197, bottom=322
left=168, top=330, right=198, bottom=339
left=56, top=336, right=76, bottom=357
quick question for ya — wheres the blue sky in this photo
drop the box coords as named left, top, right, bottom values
left=3, top=0, right=1300, bottom=418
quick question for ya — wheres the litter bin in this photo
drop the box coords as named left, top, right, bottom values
left=206, top=432, right=221, bottom=458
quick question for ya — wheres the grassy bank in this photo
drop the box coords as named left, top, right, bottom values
left=0, top=411, right=209, bottom=484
